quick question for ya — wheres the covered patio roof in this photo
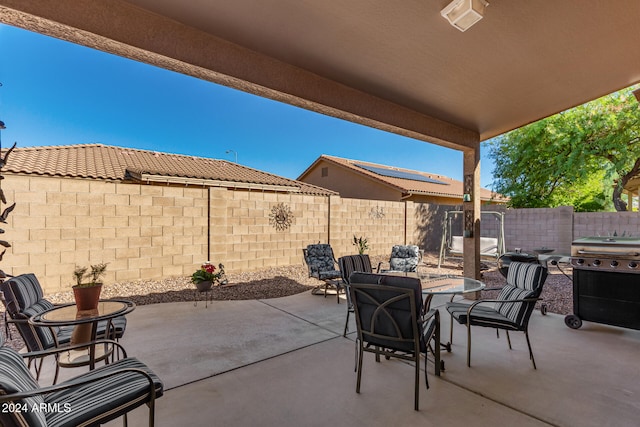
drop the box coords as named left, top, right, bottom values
left=1, top=0, right=639, bottom=152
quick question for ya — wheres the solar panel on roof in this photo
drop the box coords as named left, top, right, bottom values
left=354, top=163, right=447, bottom=185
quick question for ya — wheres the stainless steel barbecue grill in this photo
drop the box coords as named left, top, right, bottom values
left=567, top=236, right=640, bottom=330
left=570, top=236, right=640, bottom=272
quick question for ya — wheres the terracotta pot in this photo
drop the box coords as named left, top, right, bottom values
left=195, top=281, right=213, bottom=292
left=73, top=283, right=103, bottom=310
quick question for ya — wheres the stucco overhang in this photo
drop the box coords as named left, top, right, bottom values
left=2, top=0, right=639, bottom=153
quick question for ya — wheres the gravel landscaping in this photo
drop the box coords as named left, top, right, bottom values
left=2, top=252, right=574, bottom=351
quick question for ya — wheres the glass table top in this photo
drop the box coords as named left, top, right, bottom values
left=32, top=300, right=134, bottom=325
left=418, top=274, right=485, bottom=294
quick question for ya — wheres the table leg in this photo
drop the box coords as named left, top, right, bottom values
left=69, top=309, right=102, bottom=370
left=423, top=293, right=452, bottom=353
left=71, top=323, right=92, bottom=347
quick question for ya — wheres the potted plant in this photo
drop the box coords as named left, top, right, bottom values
left=352, top=235, right=369, bottom=255
left=191, top=262, right=226, bottom=292
left=72, top=263, right=108, bottom=310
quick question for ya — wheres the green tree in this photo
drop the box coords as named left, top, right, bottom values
left=487, top=87, right=640, bottom=211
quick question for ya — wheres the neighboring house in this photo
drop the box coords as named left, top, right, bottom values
left=297, top=155, right=504, bottom=205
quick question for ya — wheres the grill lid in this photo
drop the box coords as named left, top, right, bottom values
left=571, top=237, right=640, bottom=258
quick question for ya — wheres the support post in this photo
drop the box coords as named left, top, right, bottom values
left=463, top=148, right=481, bottom=280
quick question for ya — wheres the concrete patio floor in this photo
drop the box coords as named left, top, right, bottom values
left=36, top=291, right=640, bottom=427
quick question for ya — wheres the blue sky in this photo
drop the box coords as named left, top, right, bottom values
left=0, top=23, right=496, bottom=187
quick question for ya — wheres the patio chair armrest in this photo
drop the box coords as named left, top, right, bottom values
left=420, top=308, right=439, bottom=323
left=19, top=339, right=128, bottom=360
left=5, top=316, right=28, bottom=325
left=0, top=367, right=156, bottom=402
left=482, top=287, right=505, bottom=292
left=376, top=262, right=386, bottom=273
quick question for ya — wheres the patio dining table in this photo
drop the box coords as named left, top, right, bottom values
left=29, top=299, right=135, bottom=370
left=419, top=274, right=485, bottom=354
left=381, top=272, right=485, bottom=355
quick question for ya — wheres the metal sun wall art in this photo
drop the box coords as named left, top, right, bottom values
left=369, top=206, right=385, bottom=219
left=269, top=203, right=294, bottom=231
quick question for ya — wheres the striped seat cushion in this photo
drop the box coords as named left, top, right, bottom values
left=494, top=285, right=536, bottom=325
left=338, top=255, right=373, bottom=284
left=0, top=346, right=48, bottom=426
left=44, top=357, right=164, bottom=427
left=446, top=301, right=519, bottom=330
left=1, top=274, right=45, bottom=314
left=18, top=300, right=61, bottom=351
left=447, top=262, right=547, bottom=330
left=506, top=262, right=547, bottom=295
left=95, top=316, right=128, bottom=339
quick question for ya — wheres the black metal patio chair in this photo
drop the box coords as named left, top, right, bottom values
left=338, top=254, right=373, bottom=336
left=446, top=261, right=548, bottom=368
left=349, top=272, right=440, bottom=411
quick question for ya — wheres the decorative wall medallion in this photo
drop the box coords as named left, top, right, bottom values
left=464, top=174, right=474, bottom=200
left=369, top=206, right=385, bottom=219
left=269, top=203, right=294, bottom=231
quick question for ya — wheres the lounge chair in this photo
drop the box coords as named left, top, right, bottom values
left=303, top=244, right=343, bottom=303
left=377, top=245, right=422, bottom=273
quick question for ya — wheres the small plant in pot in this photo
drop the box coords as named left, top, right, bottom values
left=352, top=235, right=369, bottom=255
left=191, top=262, right=226, bottom=292
left=72, top=263, right=108, bottom=310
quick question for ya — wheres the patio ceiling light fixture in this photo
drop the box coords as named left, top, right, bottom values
left=441, top=0, right=489, bottom=32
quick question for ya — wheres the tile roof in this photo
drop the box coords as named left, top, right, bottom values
left=301, top=155, right=502, bottom=201
left=1, top=144, right=335, bottom=196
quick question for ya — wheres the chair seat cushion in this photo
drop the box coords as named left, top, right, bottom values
left=0, top=346, right=48, bottom=426
left=446, top=301, right=519, bottom=330
left=318, top=270, right=341, bottom=280
left=388, top=245, right=421, bottom=272
left=97, top=315, right=127, bottom=339
left=56, top=316, right=127, bottom=343
left=495, top=285, right=536, bottom=324
left=45, top=357, right=164, bottom=427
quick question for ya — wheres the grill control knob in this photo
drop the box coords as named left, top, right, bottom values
left=576, top=258, right=585, bottom=265
left=592, top=259, right=601, bottom=266
left=629, top=262, right=638, bottom=269
left=610, top=260, right=619, bottom=267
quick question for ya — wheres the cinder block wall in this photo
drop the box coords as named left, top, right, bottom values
left=209, top=189, right=329, bottom=272
left=328, top=197, right=406, bottom=259
left=503, top=206, right=574, bottom=254
left=3, top=173, right=639, bottom=294
left=5, top=175, right=208, bottom=291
